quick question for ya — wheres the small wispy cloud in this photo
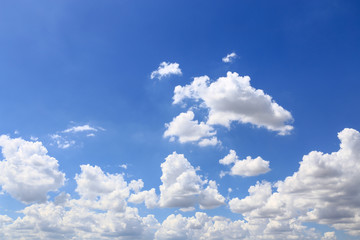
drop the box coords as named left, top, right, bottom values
left=151, top=62, right=182, bottom=80
left=222, top=52, right=237, bottom=63
left=50, top=134, right=76, bottom=149
left=63, top=124, right=98, bottom=133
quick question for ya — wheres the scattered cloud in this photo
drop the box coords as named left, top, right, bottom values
left=164, top=111, right=220, bottom=146
left=173, top=72, right=293, bottom=135
left=158, top=152, right=225, bottom=210
left=0, top=135, right=65, bottom=204
left=222, top=52, right=237, bottom=63
left=219, top=149, right=270, bottom=177
left=51, top=134, right=76, bottom=149
left=151, top=62, right=182, bottom=80
left=63, top=124, right=98, bottom=133
left=229, top=128, right=360, bottom=236
left=30, top=136, right=38, bottom=141
left=50, top=124, right=102, bottom=149
left=73, top=164, right=143, bottom=212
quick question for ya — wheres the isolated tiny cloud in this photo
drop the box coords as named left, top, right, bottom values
left=151, top=62, right=182, bottom=80
left=222, top=52, right=237, bottom=63
left=219, top=149, right=270, bottom=177
left=0, top=135, right=65, bottom=204
left=173, top=72, right=293, bottom=135
left=63, top=124, right=98, bottom=133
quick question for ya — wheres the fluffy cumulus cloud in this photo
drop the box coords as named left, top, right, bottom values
left=173, top=72, right=293, bottom=135
left=219, top=149, right=270, bottom=177
left=0, top=201, right=159, bottom=240
left=0, top=135, right=65, bottom=203
left=0, top=164, right=160, bottom=240
left=151, top=62, right=182, bottom=80
left=229, top=128, right=360, bottom=236
left=158, top=152, right=225, bottom=210
left=164, top=111, right=220, bottom=146
left=155, top=211, right=320, bottom=240
left=222, top=52, right=237, bottom=63
left=73, top=164, right=144, bottom=212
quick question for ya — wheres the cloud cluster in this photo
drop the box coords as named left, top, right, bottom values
left=158, top=152, right=225, bottom=210
left=229, top=128, right=360, bottom=236
left=163, top=111, right=220, bottom=147
left=155, top=211, right=320, bottom=240
left=219, top=149, right=270, bottom=177
left=130, top=152, right=225, bottom=211
left=0, top=135, right=65, bottom=203
left=173, top=72, right=293, bottom=135
left=151, top=62, right=182, bottom=80
left=51, top=124, right=101, bottom=149
left=222, top=52, right=237, bottom=63
left=3, top=129, right=360, bottom=239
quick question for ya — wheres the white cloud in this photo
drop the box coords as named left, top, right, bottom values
left=0, top=135, right=65, bottom=204
left=220, top=150, right=270, bottom=177
left=222, top=52, right=237, bottom=63
left=173, top=72, right=293, bottom=135
left=229, top=128, right=360, bottom=236
left=151, top=62, right=182, bottom=80
left=0, top=202, right=159, bottom=240
left=164, top=111, right=220, bottom=146
left=0, top=163, right=160, bottom=239
left=322, top=232, right=337, bottom=240
left=158, top=152, right=225, bottom=210
left=198, top=137, right=221, bottom=147
left=73, top=164, right=143, bottom=212
left=155, top=212, right=319, bottom=240
left=128, top=188, right=159, bottom=209
left=63, top=124, right=98, bottom=133
left=50, top=134, right=76, bottom=149
left=229, top=181, right=272, bottom=213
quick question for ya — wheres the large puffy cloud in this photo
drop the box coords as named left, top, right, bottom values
left=219, top=150, right=270, bottom=177
left=0, top=135, right=65, bottom=204
left=158, top=152, right=225, bottom=210
left=73, top=164, right=144, bottom=212
left=151, top=62, right=182, bottom=80
left=163, top=111, right=220, bottom=146
left=0, top=163, right=159, bottom=239
left=229, top=128, right=360, bottom=236
left=173, top=72, right=293, bottom=135
left=0, top=202, right=159, bottom=240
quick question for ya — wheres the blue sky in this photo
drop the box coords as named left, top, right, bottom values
left=0, top=0, right=360, bottom=239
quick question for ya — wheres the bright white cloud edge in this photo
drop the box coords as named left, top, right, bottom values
left=222, top=52, right=237, bottom=63
left=151, top=62, right=182, bottom=80
left=173, top=72, right=294, bottom=135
